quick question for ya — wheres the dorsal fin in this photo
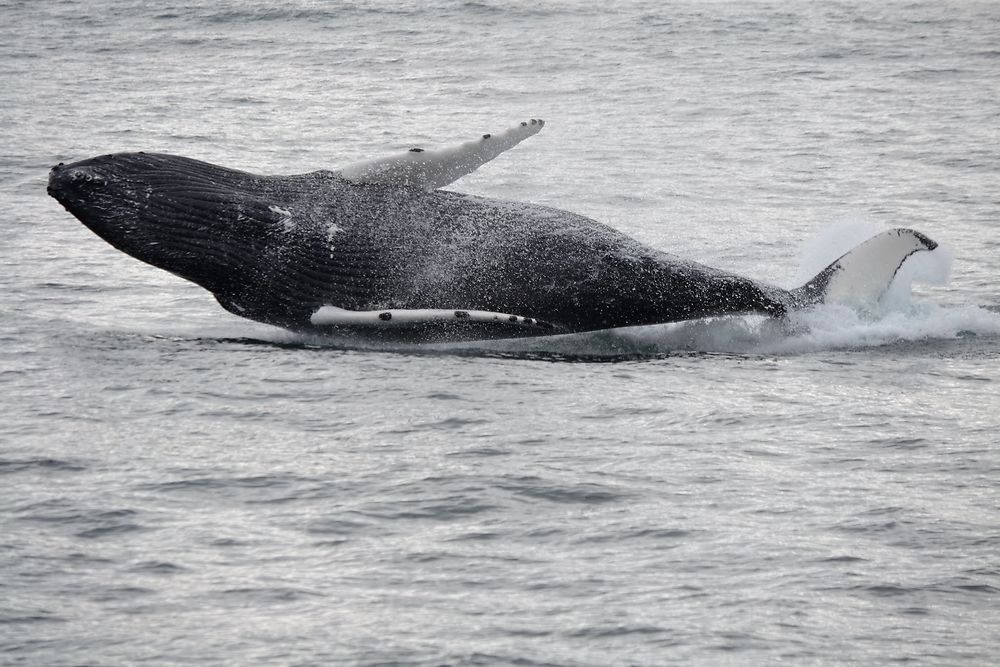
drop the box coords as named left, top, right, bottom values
left=337, top=119, right=545, bottom=190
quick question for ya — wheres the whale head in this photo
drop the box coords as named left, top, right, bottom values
left=48, top=152, right=284, bottom=300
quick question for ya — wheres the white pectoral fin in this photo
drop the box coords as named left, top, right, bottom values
left=338, top=119, right=545, bottom=190
left=311, top=305, right=558, bottom=332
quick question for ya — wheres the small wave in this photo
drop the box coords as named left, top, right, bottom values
left=0, top=457, right=86, bottom=474
left=305, top=518, right=368, bottom=536
left=851, top=583, right=921, bottom=598
left=498, top=476, right=626, bottom=505
left=214, top=587, right=325, bottom=604
left=128, top=560, right=188, bottom=574
left=142, top=473, right=308, bottom=492
left=138, top=472, right=322, bottom=507
left=204, top=8, right=334, bottom=23
left=0, top=611, right=67, bottom=625
left=439, top=652, right=569, bottom=667
left=446, top=446, right=513, bottom=458
left=817, top=555, right=868, bottom=563
left=574, top=527, right=691, bottom=544
left=200, top=3, right=427, bottom=25
left=894, top=67, right=968, bottom=80
left=76, top=523, right=145, bottom=539
left=568, top=624, right=668, bottom=638
left=364, top=499, right=498, bottom=521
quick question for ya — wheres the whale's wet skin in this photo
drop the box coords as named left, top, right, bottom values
left=48, top=147, right=934, bottom=343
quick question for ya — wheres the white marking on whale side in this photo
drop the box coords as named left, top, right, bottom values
left=269, top=205, right=295, bottom=231
left=310, top=305, right=556, bottom=331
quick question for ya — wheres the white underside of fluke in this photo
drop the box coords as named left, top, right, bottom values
left=310, top=305, right=555, bottom=331
left=806, top=228, right=937, bottom=308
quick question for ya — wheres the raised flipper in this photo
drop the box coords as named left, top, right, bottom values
left=791, top=228, right=938, bottom=309
left=337, top=119, right=545, bottom=190
left=310, top=305, right=560, bottom=342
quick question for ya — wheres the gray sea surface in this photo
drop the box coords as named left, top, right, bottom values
left=2, top=1, right=1000, bottom=665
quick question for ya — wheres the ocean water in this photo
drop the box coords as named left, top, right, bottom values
left=2, top=1, right=1000, bottom=665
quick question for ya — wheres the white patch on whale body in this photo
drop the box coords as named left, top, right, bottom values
left=325, top=223, right=343, bottom=258
left=269, top=205, right=295, bottom=231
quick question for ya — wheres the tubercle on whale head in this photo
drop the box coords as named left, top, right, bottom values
left=48, top=155, right=139, bottom=245
left=47, top=163, right=107, bottom=191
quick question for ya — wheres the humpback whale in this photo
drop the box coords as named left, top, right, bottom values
left=48, top=119, right=937, bottom=342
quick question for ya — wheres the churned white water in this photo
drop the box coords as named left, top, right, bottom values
left=2, top=1, right=999, bottom=665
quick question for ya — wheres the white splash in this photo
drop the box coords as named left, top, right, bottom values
left=459, top=302, right=1000, bottom=358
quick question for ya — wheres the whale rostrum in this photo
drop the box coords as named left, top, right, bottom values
left=48, top=120, right=937, bottom=342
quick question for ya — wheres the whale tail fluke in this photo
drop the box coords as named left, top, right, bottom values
left=790, top=228, right=938, bottom=310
